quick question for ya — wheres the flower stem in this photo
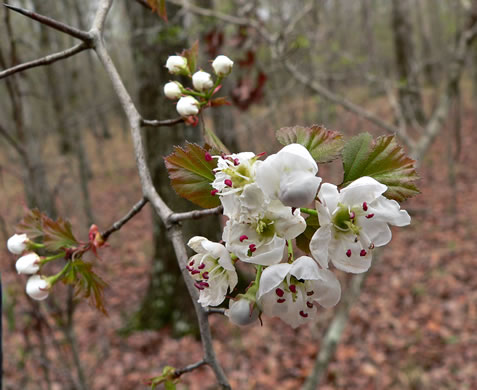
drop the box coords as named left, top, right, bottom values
left=27, top=241, right=45, bottom=249
left=300, top=207, right=318, bottom=216
left=254, top=265, right=263, bottom=283
left=287, top=240, right=294, bottom=263
left=40, top=251, right=66, bottom=265
left=184, top=88, right=206, bottom=98
left=47, top=261, right=71, bottom=286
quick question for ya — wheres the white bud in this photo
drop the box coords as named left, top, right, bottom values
left=7, top=233, right=28, bottom=255
left=165, top=56, right=188, bottom=74
left=16, top=252, right=41, bottom=274
left=192, top=71, right=214, bottom=91
left=176, top=96, right=200, bottom=117
left=212, top=55, right=234, bottom=76
left=164, top=81, right=182, bottom=100
left=26, top=275, right=50, bottom=301
left=226, top=298, right=259, bottom=326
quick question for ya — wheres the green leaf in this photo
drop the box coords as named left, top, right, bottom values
left=164, top=142, right=221, bottom=208
left=341, top=133, right=420, bottom=201
left=295, top=214, right=319, bottom=255
left=204, top=127, right=230, bottom=155
left=42, top=217, right=79, bottom=252
left=276, top=125, right=344, bottom=163
left=181, top=41, right=199, bottom=75
left=164, top=381, right=176, bottom=390
left=17, top=209, right=44, bottom=240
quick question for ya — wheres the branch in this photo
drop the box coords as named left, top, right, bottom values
left=141, top=117, right=184, bottom=127
left=101, top=197, right=148, bottom=241
left=174, top=359, right=207, bottom=377
left=0, top=43, right=89, bottom=79
left=168, top=206, right=223, bottom=224
left=3, top=4, right=92, bottom=43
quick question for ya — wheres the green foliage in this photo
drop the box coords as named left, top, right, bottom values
left=276, top=125, right=344, bottom=163
left=341, top=133, right=419, bottom=201
left=164, top=142, right=220, bottom=208
left=148, top=366, right=178, bottom=389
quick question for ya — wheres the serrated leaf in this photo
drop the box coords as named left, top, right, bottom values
left=204, top=127, right=230, bottom=155
left=43, top=217, right=79, bottom=252
left=17, top=209, right=44, bottom=240
left=147, top=0, right=167, bottom=22
left=276, top=125, right=344, bottom=163
left=341, top=133, right=419, bottom=201
left=164, top=142, right=220, bottom=208
left=65, top=259, right=107, bottom=314
left=181, top=41, right=199, bottom=75
left=210, top=97, right=231, bottom=107
left=295, top=214, right=319, bottom=254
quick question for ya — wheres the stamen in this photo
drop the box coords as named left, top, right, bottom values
left=210, top=189, right=218, bottom=196
left=239, top=235, right=248, bottom=242
left=349, top=211, right=355, bottom=219
left=202, top=272, right=209, bottom=279
left=198, top=263, right=206, bottom=270
left=362, top=202, right=368, bottom=211
left=289, top=284, right=297, bottom=293
left=275, top=288, right=284, bottom=297
left=189, top=260, right=195, bottom=266
left=194, top=282, right=204, bottom=290
left=205, top=152, right=212, bottom=162
left=277, top=298, right=286, bottom=303
left=360, top=249, right=367, bottom=257
left=366, top=213, right=375, bottom=219
left=299, top=311, right=308, bottom=318
left=191, top=269, right=201, bottom=275
left=291, top=207, right=296, bottom=214
left=306, top=302, right=314, bottom=308
left=248, top=244, right=256, bottom=253
left=186, top=266, right=193, bottom=272
left=346, top=249, right=352, bottom=257
left=201, top=282, right=209, bottom=288
left=233, top=158, right=240, bottom=166
left=224, top=179, right=233, bottom=187
left=369, top=243, right=375, bottom=250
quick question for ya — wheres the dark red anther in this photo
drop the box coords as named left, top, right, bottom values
left=366, top=213, right=375, bottom=219
left=346, top=249, right=352, bottom=257
left=291, top=207, right=296, bottom=214
left=224, top=179, right=233, bottom=187
left=191, top=269, right=201, bottom=275
left=360, top=249, right=367, bottom=257
left=186, top=266, right=193, bottom=272
left=306, top=301, right=314, bottom=308
left=363, top=202, right=368, bottom=211
left=202, top=272, right=209, bottom=279
left=299, top=311, right=308, bottom=318
left=201, top=282, right=209, bottom=288
left=210, top=189, right=219, bottom=196
left=233, top=158, right=240, bottom=166
left=289, top=284, right=297, bottom=294
left=239, top=235, right=248, bottom=242
left=277, top=298, right=286, bottom=303
left=349, top=211, right=355, bottom=220
left=276, top=288, right=284, bottom=297
left=189, top=260, right=195, bottom=266
left=248, top=244, right=256, bottom=253
left=198, top=263, right=206, bottom=270
left=307, top=290, right=314, bottom=296
left=369, top=243, right=375, bottom=250
left=194, top=282, right=204, bottom=290
left=205, top=152, right=212, bottom=162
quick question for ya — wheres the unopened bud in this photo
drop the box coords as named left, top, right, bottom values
left=192, top=70, right=213, bottom=91
left=212, top=55, right=234, bottom=77
left=176, top=96, right=200, bottom=117
left=26, top=275, right=50, bottom=301
left=16, top=252, right=40, bottom=274
left=226, top=298, right=259, bottom=326
left=164, top=81, right=182, bottom=100
left=7, top=233, right=28, bottom=255
left=165, top=56, right=188, bottom=75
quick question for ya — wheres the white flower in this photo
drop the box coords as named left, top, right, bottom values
left=310, top=176, right=411, bottom=274
left=165, top=55, right=188, bottom=74
left=256, top=143, right=322, bottom=207
left=164, top=81, right=182, bottom=100
left=222, top=201, right=306, bottom=266
left=7, top=233, right=28, bottom=255
left=16, top=252, right=40, bottom=274
left=212, top=55, right=234, bottom=76
left=226, top=298, right=259, bottom=326
left=187, top=236, right=238, bottom=307
left=26, top=275, right=50, bottom=301
left=257, top=256, right=341, bottom=328
left=176, top=96, right=199, bottom=116
left=192, top=70, right=214, bottom=91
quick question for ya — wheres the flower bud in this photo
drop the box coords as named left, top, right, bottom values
left=164, top=81, right=182, bottom=100
left=176, top=96, right=200, bottom=117
left=192, top=70, right=213, bottom=91
left=165, top=56, right=188, bottom=75
left=7, top=233, right=28, bottom=255
left=226, top=298, right=259, bottom=326
left=212, top=55, right=234, bottom=76
left=16, top=252, right=41, bottom=274
left=26, top=275, right=50, bottom=301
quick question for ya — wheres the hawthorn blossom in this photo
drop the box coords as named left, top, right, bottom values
left=7, top=233, right=28, bottom=255
left=226, top=298, right=259, bottom=326
left=165, top=55, right=188, bottom=74
left=26, top=275, right=50, bottom=301
left=310, top=176, right=411, bottom=274
left=176, top=96, right=199, bottom=116
left=187, top=236, right=238, bottom=307
left=212, top=55, right=234, bottom=76
left=16, top=252, right=41, bottom=274
left=164, top=81, right=182, bottom=100
left=257, top=256, right=341, bottom=328
left=192, top=70, right=214, bottom=91
left=256, top=143, right=322, bottom=207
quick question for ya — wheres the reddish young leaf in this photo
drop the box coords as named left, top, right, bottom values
left=147, top=0, right=168, bottom=22
left=181, top=41, right=199, bottom=75
left=276, top=125, right=344, bottom=163
left=164, top=143, right=221, bottom=208
left=17, top=208, right=44, bottom=240
left=209, top=97, right=231, bottom=107
left=42, top=216, right=79, bottom=252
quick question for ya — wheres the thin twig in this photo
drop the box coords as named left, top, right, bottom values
left=141, top=117, right=184, bottom=127
left=168, top=206, right=223, bottom=224
left=0, top=43, right=89, bottom=79
left=3, top=4, right=92, bottom=42
left=101, top=197, right=148, bottom=241
left=174, top=359, right=207, bottom=377
left=206, top=307, right=226, bottom=315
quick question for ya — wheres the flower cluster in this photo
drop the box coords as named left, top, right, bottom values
left=7, top=233, right=51, bottom=300
left=164, top=54, right=233, bottom=119
left=186, top=144, right=411, bottom=328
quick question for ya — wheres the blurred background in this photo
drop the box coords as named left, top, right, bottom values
left=1, top=0, right=477, bottom=389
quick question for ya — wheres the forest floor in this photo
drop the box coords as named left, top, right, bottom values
left=1, top=103, right=477, bottom=390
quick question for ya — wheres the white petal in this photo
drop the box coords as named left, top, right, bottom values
left=289, top=256, right=321, bottom=280
left=255, top=154, right=281, bottom=199
left=370, top=197, right=411, bottom=226
left=268, top=202, right=306, bottom=239
left=318, top=183, right=339, bottom=213
left=309, top=225, right=332, bottom=269
left=187, top=236, right=208, bottom=254
left=358, top=218, right=392, bottom=247
left=278, top=172, right=321, bottom=207
left=329, top=235, right=372, bottom=274
left=201, top=240, right=234, bottom=271
left=339, top=176, right=387, bottom=206
left=257, top=263, right=292, bottom=299
left=310, top=269, right=341, bottom=308
left=279, top=144, right=317, bottom=173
